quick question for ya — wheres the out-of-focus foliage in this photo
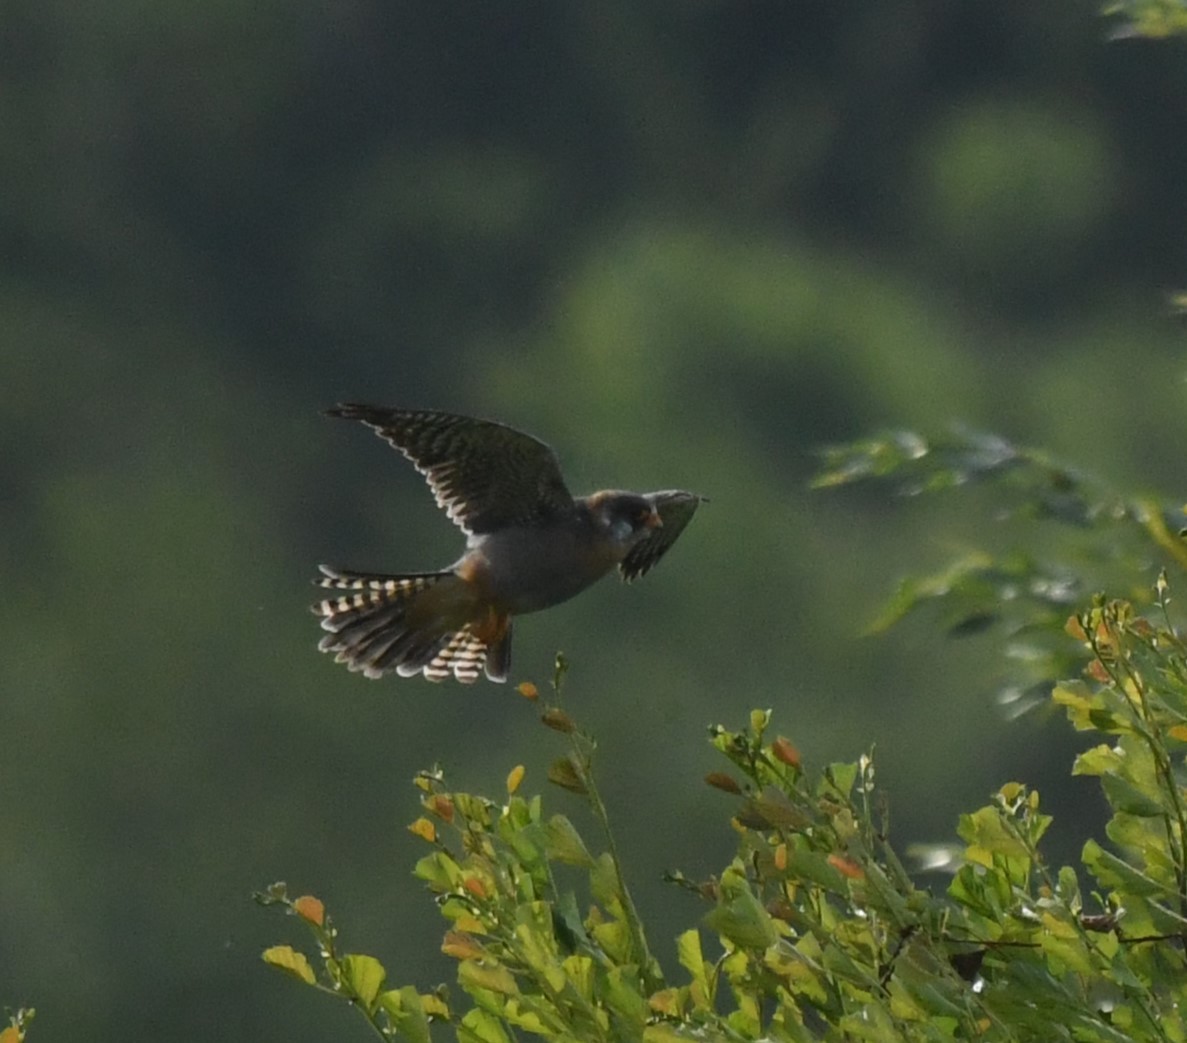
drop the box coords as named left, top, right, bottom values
left=1105, top=0, right=1187, bottom=38
left=815, top=427, right=1187, bottom=716
left=262, top=595, right=1187, bottom=1039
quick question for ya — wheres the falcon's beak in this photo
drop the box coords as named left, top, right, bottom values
left=644, top=508, right=663, bottom=529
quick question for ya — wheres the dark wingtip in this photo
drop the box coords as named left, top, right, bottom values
left=323, top=402, right=371, bottom=419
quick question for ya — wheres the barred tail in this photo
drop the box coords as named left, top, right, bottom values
left=312, top=565, right=510, bottom=683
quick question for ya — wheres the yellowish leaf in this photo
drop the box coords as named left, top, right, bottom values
left=408, top=817, right=437, bottom=843
left=262, top=945, right=316, bottom=985
left=506, top=764, right=525, bottom=795
left=998, top=781, right=1025, bottom=804
left=458, top=959, right=519, bottom=996
left=421, top=992, right=450, bottom=1018
left=452, top=913, right=487, bottom=934
left=516, top=681, right=539, bottom=700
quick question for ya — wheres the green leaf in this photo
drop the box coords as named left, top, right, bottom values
left=341, top=953, right=386, bottom=1010
left=547, top=756, right=588, bottom=795
left=1100, top=773, right=1165, bottom=817
left=643, top=1025, right=706, bottom=1042
left=414, top=850, right=464, bottom=891
left=458, top=959, right=520, bottom=997
left=592, top=919, right=632, bottom=964
left=454, top=793, right=495, bottom=829
left=891, top=950, right=970, bottom=1019
left=458, top=1008, right=513, bottom=1043
left=1071, top=744, right=1122, bottom=777
left=1056, top=865, right=1081, bottom=906
left=1052, top=681, right=1097, bottom=731
left=603, top=965, right=649, bottom=1024
left=767, top=942, right=832, bottom=1008
left=544, top=814, right=594, bottom=866
left=1039, top=912, right=1094, bottom=976
left=780, top=843, right=849, bottom=893
left=863, top=553, right=995, bottom=634
left=510, top=901, right=565, bottom=982
left=562, top=953, right=595, bottom=1003
left=378, top=987, right=432, bottom=1043
left=589, top=852, right=621, bottom=909
left=1082, top=839, right=1166, bottom=897
left=823, top=761, right=859, bottom=799
left=676, top=928, right=710, bottom=1002
left=1143, top=897, right=1187, bottom=934
left=499, top=999, right=552, bottom=1035
left=261, top=945, right=315, bottom=985
left=957, top=806, right=1030, bottom=864
left=1088, top=707, right=1129, bottom=734
left=704, top=887, right=778, bottom=950
left=949, top=863, right=1009, bottom=923
left=504, top=828, right=545, bottom=878
left=549, top=891, right=592, bottom=957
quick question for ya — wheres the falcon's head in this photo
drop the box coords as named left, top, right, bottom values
left=588, top=490, right=663, bottom=547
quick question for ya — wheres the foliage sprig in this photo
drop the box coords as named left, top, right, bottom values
left=262, top=582, right=1187, bottom=1039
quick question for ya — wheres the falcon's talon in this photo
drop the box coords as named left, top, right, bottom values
left=314, top=405, right=705, bottom=683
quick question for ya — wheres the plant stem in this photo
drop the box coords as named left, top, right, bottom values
left=571, top=728, right=663, bottom=993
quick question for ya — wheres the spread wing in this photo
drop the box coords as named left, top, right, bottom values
left=619, top=490, right=706, bottom=582
left=326, top=405, right=575, bottom=534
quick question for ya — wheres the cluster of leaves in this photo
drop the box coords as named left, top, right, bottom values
left=261, top=589, right=1187, bottom=1040
left=814, top=428, right=1187, bottom=716
left=258, top=667, right=665, bottom=1043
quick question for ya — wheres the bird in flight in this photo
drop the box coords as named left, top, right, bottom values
left=313, top=405, right=705, bottom=683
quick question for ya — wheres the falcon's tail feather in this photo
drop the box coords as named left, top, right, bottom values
left=313, top=566, right=509, bottom=683
left=483, top=621, right=513, bottom=683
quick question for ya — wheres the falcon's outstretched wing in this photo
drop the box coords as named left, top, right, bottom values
left=326, top=405, right=575, bottom=534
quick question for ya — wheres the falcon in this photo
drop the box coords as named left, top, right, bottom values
left=313, top=405, right=705, bottom=683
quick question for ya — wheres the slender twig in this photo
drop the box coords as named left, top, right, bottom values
left=548, top=656, right=661, bottom=992
left=569, top=726, right=662, bottom=992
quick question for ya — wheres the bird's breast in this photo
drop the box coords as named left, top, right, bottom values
left=460, top=522, right=620, bottom=615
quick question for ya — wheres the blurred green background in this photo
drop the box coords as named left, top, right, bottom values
left=5, top=2, right=1187, bottom=1039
